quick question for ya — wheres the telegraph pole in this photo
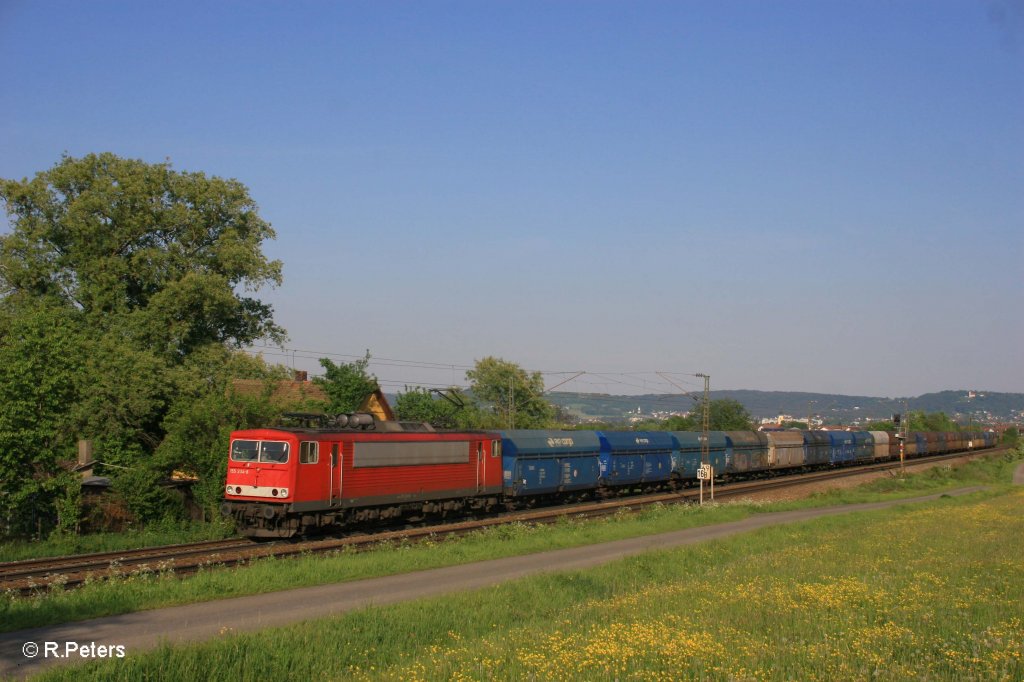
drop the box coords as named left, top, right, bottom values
left=696, top=373, right=710, bottom=466
left=508, top=376, right=515, bottom=429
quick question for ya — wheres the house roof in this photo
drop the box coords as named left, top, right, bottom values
left=230, top=379, right=328, bottom=406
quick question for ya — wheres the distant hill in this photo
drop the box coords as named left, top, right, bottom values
left=545, top=389, right=1024, bottom=425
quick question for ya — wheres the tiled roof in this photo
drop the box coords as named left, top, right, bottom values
left=230, top=379, right=328, bottom=406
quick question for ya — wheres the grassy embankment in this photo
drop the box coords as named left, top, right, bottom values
left=0, top=519, right=236, bottom=564
left=32, top=450, right=1024, bottom=681
left=2, top=449, right=1021, bottom=638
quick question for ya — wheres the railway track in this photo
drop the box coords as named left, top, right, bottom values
left=1, top=448, right=1002, bottom=596
left=0, top=538, right=257, bottom=590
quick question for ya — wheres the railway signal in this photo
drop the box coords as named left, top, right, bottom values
left=698, top=464, right=714, bottom=504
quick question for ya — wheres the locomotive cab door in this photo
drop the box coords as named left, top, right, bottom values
left=330, top=443, right=340, bottom=507
left=476, top=441, right=484, bottom=494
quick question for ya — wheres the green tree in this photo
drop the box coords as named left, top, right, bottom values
left=465, top=357, right=555, bottom=429
left=0, top=301, right=83, bottom=535
left=0, top=152, right=284, bottom=356
left=314, top=352, right=379, bottom=413
left=906, top=411, right=958, bottom=432
left=394, top=387, right=482, bottom=430
left=157, top=348, right=289, bottom=518
left=663, top=414, right=699, bottom=431
left=0, top=153, right=286, bottom=533
left=689, top=398, right=755, bottom=431
left=1001, top=426, right=1019, bottom=447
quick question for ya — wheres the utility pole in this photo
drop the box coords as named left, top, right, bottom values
left=899, top=399, right=909, bottom=474
left=696, top=373, right=710, bottom=466
left=508, top=376, right=515, bottom=430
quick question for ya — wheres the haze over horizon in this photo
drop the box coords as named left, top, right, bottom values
left=2, top=2, right=1021, bottom=397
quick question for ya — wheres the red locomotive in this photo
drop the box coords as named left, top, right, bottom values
left=222, top=415, right=502, bottom=537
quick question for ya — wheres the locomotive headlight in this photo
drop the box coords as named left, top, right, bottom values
left=271, top=489, right=279, bottom=496
left=280, top=488, right=288, bottom=497
left=226, top=485, right=232, bottom=493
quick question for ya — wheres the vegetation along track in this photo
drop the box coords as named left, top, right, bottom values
left=1, top=448, right=1000, bottom=596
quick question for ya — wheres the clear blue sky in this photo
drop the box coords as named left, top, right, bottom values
left=2, top=1, right=1021, bottom=397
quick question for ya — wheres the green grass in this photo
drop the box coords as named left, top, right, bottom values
left=2, top=448, right=1020, bottom=638
left=0, top=518, right=236, bottom=563
left=768, top=446, right=1023, bottom=509
left=32, top=461, right=1024, bottom=681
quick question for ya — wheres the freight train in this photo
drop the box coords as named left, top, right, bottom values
left=221, top=415, right=996, bottom=538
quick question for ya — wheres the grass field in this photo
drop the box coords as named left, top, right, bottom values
left=2, top=449, right=1020, bottom=639
left=31, top=452, right=1023, bottom=680
left=0, top=518, right=236, bottom=564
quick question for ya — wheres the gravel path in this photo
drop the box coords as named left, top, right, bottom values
left=0, top=485, right=986, bottom=679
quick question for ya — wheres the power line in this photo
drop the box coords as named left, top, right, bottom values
left=240, top=345, right=705, bottom=396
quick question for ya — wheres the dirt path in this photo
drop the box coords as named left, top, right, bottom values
left=0, top=486, right=987, bottom=679
left=1014, top=461, right=1024, bottom=486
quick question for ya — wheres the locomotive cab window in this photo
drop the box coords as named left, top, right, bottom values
left=261, top=441, right=289, bottom=464
left=230, top=440, right=289, bottom=464
left=300, top=441, right=319, bottom=464
left=231, top=440, right=259, bottom=462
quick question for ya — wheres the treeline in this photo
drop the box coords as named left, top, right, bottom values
left=861, top=411, right=983, bottom=433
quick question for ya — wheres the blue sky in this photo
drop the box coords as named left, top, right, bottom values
left=2, top=1, right=1021, bottom=397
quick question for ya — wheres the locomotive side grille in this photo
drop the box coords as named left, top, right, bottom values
left=353, top=441, right=470, bottom=468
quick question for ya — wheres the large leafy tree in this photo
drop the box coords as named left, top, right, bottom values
left=158, top=348, right=291, bottom=518
left=0, top=152, right=284, bottom=356
left=394, top=386, right=486, bottom=430
left=465, top=357, right=555, bottom=429
left=0, top=301, right=84, bottom=534
left=0, top=153, right=286, bottom=533
left=688, top=398, right=755, bottom=431
left=907, top=411, right=959, bottom=432
left=314, top=352, right=380, bottom=414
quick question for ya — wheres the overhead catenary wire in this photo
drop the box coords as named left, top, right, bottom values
left=241, top=344, right=705, bottom=397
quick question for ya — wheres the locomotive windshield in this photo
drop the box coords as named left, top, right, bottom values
left=231, top=439, right=289, bottom=464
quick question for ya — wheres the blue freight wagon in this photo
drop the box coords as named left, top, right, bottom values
left=803, top=431, right=832, bottom=466
left=597, top=431, right=674, bottom=488
left=914, top=432, right=930, bottom=456
left=671, top=431, right=730, bottom=480
left=851, top=431, right=874, bottom=462
left=827, top=431, right=856, bottom=464
left=725, top=431, right=769, bottom=473
left=501, top=430, right=601, bottom=497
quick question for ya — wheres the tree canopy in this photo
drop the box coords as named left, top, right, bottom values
left=0, top=152, right=284, bottom=357
left=0, top=153, right=286, bottom=534
left=394, top=358, right=557, bottom=430
left=465, top=357, right=555, bottom=429
left=314, top=352, right=380, bottom=414
left=687, top=398, right=755, bottom=431
left=394, top=387, right=481, bottom=430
